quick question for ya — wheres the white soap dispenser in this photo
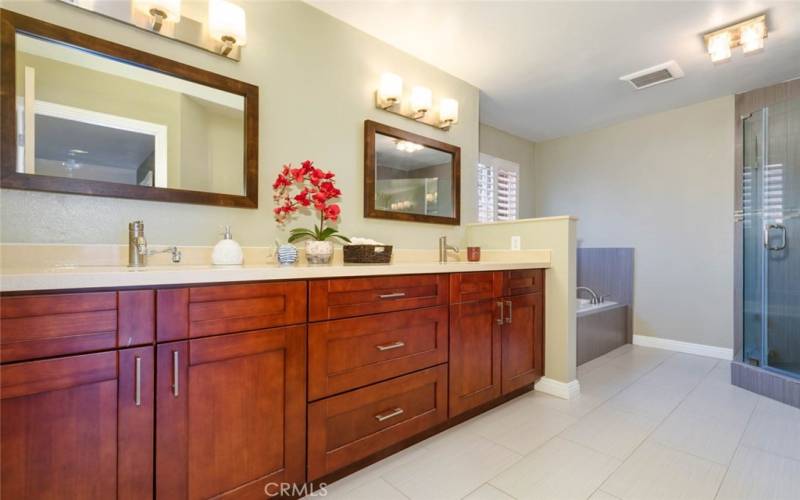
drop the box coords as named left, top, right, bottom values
left=212, top=225, right=244, bottom=265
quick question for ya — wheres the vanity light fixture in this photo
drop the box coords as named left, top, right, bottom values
left=133, top=0, right=182, bottom=32
left=409, top=86, right=433, bottom=119
left=377, top=72, right=403, bottom=109
left=209, top=0, right=247, bottom=56
left=704, top=14, right=767, bottom=63
left=374, top=74, right=459, bottom=131
left=438, top=98, right=459, bottom=130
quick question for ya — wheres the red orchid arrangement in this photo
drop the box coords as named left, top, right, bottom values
left=273, top=160, right=350, bottom=244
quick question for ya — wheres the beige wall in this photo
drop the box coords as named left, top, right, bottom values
left=0, top=1, right=479, bottom=247
left=479, top=123, right=536, bottom=218
left=532, top=96, right=735, bottom=349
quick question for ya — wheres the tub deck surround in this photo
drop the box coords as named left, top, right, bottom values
left=0, top=258, right=547, bottom=497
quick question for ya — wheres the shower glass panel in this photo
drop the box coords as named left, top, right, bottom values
left=742, top=96, right=800, bottom=378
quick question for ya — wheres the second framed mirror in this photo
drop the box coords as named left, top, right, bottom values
left=364, top=120, right=460, bottom=225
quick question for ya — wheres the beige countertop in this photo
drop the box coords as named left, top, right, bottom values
left=0, top=246, right=550, bottom=292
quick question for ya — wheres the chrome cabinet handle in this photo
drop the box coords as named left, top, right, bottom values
left=379, top=292, right=406, bottom=299
left=134, top=356, right=142, bottom=407
left=172, top=351, right=179, bottom=397
left=764, top=223, right=787, bottom=251
left=374, top=407, right=404, bottom=422
left=376, top=341, right=405, bottom=351
left=496, top=301, right=504, bottom=325
left=505, top=300, right=513, bottom=324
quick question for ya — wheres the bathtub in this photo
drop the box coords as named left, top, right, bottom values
left=577, top=298, right=620, bottom=317
left=577, top=298, right=629, bottom=365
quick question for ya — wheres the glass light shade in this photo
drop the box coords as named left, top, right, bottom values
left=708, top=31, right=732, bottom=62
left=410, top=86, right=433, bottom=113
left=439, top=98, right=459, bottom=123
left=209, top=0, right=247, bottom=46
left=378, top=73, right=403, bottom=103
left=740, top=22, right=765, bottom=53
left=134, top=0, right=181, bottom=22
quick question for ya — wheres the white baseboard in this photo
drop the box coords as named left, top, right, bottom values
left=534, top=377, right=581, bottom=400
left=633, top=334, right=733, bottom=360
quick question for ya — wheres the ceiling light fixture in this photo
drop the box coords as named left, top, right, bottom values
left=396, top=140, right=424, bottom=153
left=708, top=31, right=732, bottom=63
left=740, top=21, right=766, bottom=53
left=704, top=14, right=767, bottom=63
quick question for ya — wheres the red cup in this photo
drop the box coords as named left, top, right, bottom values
left=467, top=246, right=481, bottom=262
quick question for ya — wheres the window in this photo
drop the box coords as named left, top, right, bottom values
left=477, top=153, right=519, bottom=222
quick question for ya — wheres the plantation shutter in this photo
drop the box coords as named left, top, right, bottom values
left=477, top=153, right=519, bottom=223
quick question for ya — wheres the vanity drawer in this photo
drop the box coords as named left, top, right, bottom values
left=308, top=274, right=448, bottom=321
left=0, top=290, right=154, bottom=363
left=308, top=306, right=448, bottom=400
left=503, top=269, right=544, bottom=296
left=307, top=364, right=448, bottom=480
left=186, top=282, right=306, bottom=338
left=449, top=272, right=503, bottom=304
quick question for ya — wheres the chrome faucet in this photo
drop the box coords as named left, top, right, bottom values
left=577, top=286, right=600, bottom=305
left=128, top=221, right=182, bottom=267
left=129, top=220, right=148, bottom=267
left=438, top=236, right=459, bottom=263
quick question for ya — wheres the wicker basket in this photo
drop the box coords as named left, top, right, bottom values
left=343, top=244, right=393, bottom=264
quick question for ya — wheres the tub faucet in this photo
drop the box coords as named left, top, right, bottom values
left=438, top=236, right=459, bottom=263
left=577, top=286, right=600, bottom=305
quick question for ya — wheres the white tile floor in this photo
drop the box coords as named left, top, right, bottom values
left=313, top=345, right=800, bottom=500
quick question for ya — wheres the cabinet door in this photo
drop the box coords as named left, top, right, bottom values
left=449, top=299, right=502, bottom=416
left=0, top=348, right=154, bottom=500
left=501, top=293, right=544, bottom=394
left=156, top=326, right=306, bottom=499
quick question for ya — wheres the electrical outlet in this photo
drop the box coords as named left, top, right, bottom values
left=511, top=236, right=521, bottom=251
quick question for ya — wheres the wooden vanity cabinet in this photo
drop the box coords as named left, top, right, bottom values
left=0, top=268, right=544, bottom=495
left=500, top=292, right=544, bottom=394
left=448, top=298, right=503, bottom=415
left=449, top=270, right=544, bottom=415
left=0, top=347, right=155, bottom=500
left=155, top=326, right=306, bottom=499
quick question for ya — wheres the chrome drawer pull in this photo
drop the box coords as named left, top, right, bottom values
left=378, top=292, right=407, bottom=299
left=376, top=341, right=405, bottom=351
left=374, top=407, right=404, bottom=422
left=505, top=300, right=513, bottom=324
left=134, top=356, right=142, bottom=407
left=497, top=301, right=504, bottom=325
left=172, top=351, right=180, bottom=397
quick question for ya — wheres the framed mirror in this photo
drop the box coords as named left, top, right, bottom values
left=364, top=120, right=460, bottom=225
left=0, top=10, right=259, bottom=208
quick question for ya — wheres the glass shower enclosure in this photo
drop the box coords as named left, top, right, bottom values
left=742, top=94, right=800, bottom=378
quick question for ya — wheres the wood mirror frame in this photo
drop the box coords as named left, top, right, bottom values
left=0, top=9, right=259, bottom=208
left=364, top=120, right=461, bottom=225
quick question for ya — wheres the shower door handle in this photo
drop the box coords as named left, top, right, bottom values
left=764, top=224, right=787, bottom=251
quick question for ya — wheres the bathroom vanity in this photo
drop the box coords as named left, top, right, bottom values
left=0, top=264, right=545, bottom=499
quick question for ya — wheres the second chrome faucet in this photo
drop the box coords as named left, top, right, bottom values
left=128, top=220, right=181, bottom=267
left=438, top=236, right=459, bottom=263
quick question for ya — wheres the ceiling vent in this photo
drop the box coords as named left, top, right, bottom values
left=620, top=61, right=685, bottom=90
